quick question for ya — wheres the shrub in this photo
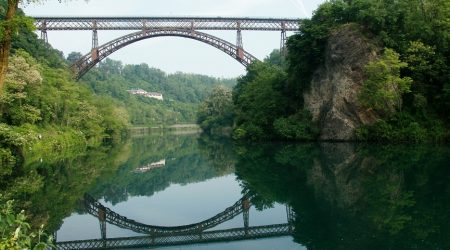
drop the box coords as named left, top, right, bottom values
left=0, top=199, right=53, bottom=250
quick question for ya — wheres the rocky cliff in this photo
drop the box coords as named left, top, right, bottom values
left=303, top=24, right=380, bottom=140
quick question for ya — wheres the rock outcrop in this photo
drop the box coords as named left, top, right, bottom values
left=303, top=24, right=380, bottom=140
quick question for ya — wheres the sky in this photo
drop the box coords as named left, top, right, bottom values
left=22, top=0, right=325, bottom=78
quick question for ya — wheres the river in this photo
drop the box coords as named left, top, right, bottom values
left=27, top=132, right=450, bottom=249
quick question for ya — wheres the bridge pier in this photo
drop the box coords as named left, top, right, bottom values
left=52, top=230, right=57, bottom=245
left=40, top=30, right=48, bottom=44
left=39, top=20, right=48, bottom=43
left=197, top=224, right=203, bottom=240
left=98, top=204, right=107, bottom=247
left=286, top=205, right=295, bottom=232
left=242, top=197, right=250, bottom=235
left=150, top=229, right=156, bottom=244
left=236, top=22, right=244, bottom=60
left=92, top=21, right=99, bottom=49
left=92, top=30, right=98, bottom=49
left=280, top=22, right=287, bottom=56
left=190, top=20, right=195, bottom=36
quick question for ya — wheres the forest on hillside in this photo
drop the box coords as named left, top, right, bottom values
left=79, top=57, right=235, bottom=125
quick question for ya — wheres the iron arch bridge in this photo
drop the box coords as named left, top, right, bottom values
left=33, top=16, right=301, bottom=80
left=54, top=193, right=295, bottom=250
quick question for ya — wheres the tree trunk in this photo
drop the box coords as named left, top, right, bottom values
left=0, top=0, right=19, bottom=95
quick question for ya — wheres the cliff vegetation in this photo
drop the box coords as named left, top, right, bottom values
left=199, top=0, right=450, bottom=142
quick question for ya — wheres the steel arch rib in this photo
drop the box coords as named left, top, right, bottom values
left=84, top=193, right=251, bottom=235
left=71, top=29, right=259, bottom=80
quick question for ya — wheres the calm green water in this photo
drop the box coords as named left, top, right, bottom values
left=46, top=133, right=450, bottom=249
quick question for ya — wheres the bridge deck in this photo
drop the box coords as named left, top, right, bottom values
left=56, top=223, right=293, bottom=250
left=33, top=16, right=301, bottom=31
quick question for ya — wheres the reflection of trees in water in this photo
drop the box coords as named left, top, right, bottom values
left=235, top=143, right=450, bottom=249
left=88, top=134, right=237, bottom=205
left=8, top=141, right=133, bottom=234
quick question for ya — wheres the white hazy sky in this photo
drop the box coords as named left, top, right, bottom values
left=22, top=0, right=325, bottom=77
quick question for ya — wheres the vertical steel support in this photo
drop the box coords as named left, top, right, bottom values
left=142, top=20, right=147, bottom=30
left=190, top=20, right=195, bottom=35
left=91, top=21, right=99, bottom=63
left=40, top=30, right=48, bottom=44
left=40, top=20, right=48, bottom=44
left=280, top=22, right=287, bottom=56
left=92, top=21, right=99, bottom=49
left=150, top=229, right=155, bottom=244
left=242, top=197, right=250, bottom=235
left=236, top=22, right=243, bottom=49
left=236, top=22, right=244, bottom=60
left=286, top=205, right=294, bottom=232
left=142, top=20, right=148, bottom=35
left=98, top=205, right=107, bottom=247
left=197, top=224, right=203, bottom=240
left=52, top=231, right=57, bottom=244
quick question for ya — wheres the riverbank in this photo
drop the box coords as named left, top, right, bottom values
left=129, top=124, right=202, bottom=137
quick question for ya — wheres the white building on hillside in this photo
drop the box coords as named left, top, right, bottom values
left=133, top=159, right=166, bottom=173
left=127, top=89, right=163, bottom=100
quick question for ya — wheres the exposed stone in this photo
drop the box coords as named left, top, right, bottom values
left=303, top=24, right=380, bottom=141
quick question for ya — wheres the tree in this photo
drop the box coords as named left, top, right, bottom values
left=197, top=85, right=233, bottom=133
left=264, top=49, right=285, bottom=68
left=98, top=58, right=123, bottom=76
left=0, top=0, right=84, bottom=94
left=0, top=0, right=40, bottom=94
left=66, top=51, right=82, bottom=64
left=233, top=62, right=288, bottom=140
left=359, top=48, right=412, bottom=116
left=1, top=50, right=42, bottom=125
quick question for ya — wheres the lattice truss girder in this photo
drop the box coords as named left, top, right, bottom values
left=56, top=224, right=292, bottom=250
left=34, top=17, right=300, bottom=31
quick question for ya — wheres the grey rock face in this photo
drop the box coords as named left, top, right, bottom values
left=303, top=24, right=380, bottom=140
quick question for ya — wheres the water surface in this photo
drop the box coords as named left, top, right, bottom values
left=52, top=134, right=450, bottom=249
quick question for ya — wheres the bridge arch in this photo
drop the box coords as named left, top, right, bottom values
left=84, top=193, right=252, bottom=235
left=71, top=29, right=259, bottom=80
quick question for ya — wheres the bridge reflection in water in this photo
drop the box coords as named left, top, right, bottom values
left=55, top=194, right=295, bottom=249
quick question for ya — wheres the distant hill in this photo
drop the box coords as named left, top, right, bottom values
left=80, top=58, right=236, bottom=125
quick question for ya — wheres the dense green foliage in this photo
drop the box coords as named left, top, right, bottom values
left=201, top=0, right=449, bottom=142
left=1, top=5, right=131, bottom=236
left=0, top=199, right=53, bottom=250
left=80, top=58, right=235, bottom=126
left=232, top=62, right=288, bottom=140
left=0, top=47, right=129, bottom=167
left=197, top=85, right=233, bottom=134
left=231, top=55, right=318, bottom=141
left=0, top=3, right=130, bottom=159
